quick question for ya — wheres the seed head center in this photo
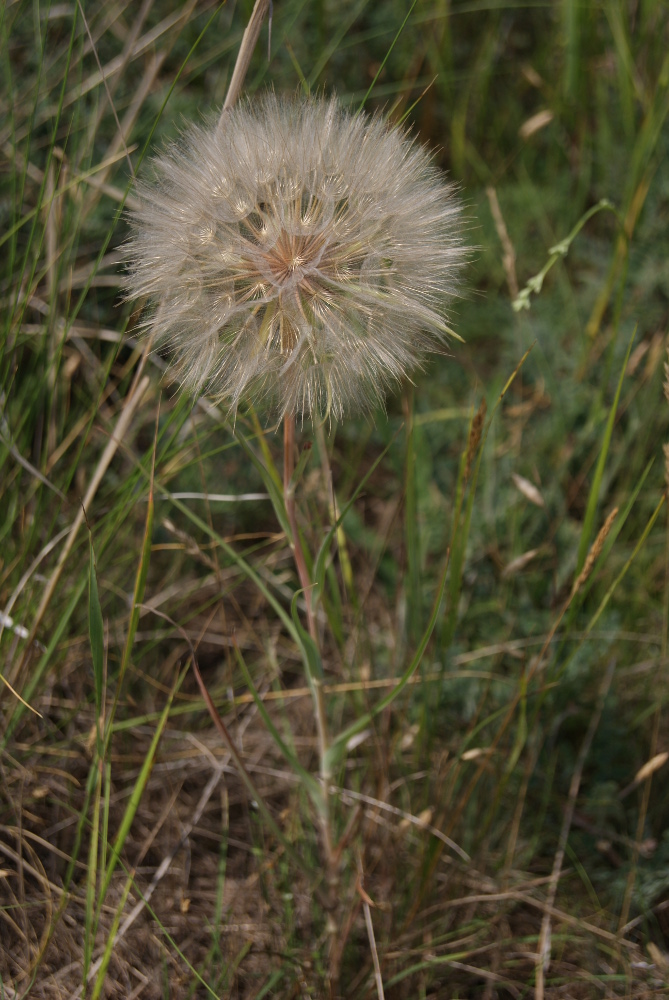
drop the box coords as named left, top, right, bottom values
left=264, top=230, right=326, bottom=287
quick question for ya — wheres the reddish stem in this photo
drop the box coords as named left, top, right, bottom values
left=283, top=413, right=317, bottom=641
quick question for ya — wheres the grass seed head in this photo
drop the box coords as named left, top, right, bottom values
left=124, top=93, right=466, bottom=419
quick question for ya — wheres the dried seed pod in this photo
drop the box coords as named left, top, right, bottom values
left=124, top=93, right=466, bottom=419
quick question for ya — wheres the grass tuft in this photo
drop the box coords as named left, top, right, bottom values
left=2, top=1, right=669, bottom=996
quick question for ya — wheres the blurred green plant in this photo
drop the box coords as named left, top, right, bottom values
left=1, top=0, right=669, bottom=996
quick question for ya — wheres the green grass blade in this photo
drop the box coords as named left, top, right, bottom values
left=313, top=431, right=398, bottom=603
left=563, top=493, right=666, bottom=678
left=357, top=0, right=419, bottom=111
left=440, top=443, right=470, bottom=653
left=96, top=663, right=187, bottom=918
left=190, top=649, right=325, bottom=888
left=107, top=423, right=157, bottom=747
left=289, top=439, right=313, bottom=492
left=1, top=574, right=87, bottom=750
left=325, top=545, right=451, bottom=771
left=234, top=426, right=291, bottom=539
left=101, top=758, right=111, bottom=884
left=254, top=970, right=286, bottom=998
left=83, top=761, right=102, bottom=994
left=562, top=0, right=582, bottom=101
left=166, top=490, right=302, bottom=644
left=88, top=536, right=104, bottom=721
left=575, top=325, right=636, bottom=574
left=306, top=0, right=371, bottom=88
left=404, top=391, right=421, bottom=644
left=233, top=643, right=324, bottom=812
left=560, top=456, right=655, bottom=646
left=92, top=864, right=224, bottom=1000
left=90, top=874, right=135, bottom=1000
left=439, top=351, right=533, bottom=655
left=7, top=5, right=78, bottom=322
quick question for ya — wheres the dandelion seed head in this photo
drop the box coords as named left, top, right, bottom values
left=124, top=93, right=466, bottom=419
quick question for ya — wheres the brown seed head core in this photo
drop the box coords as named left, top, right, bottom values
left=232, top=197, right=350, bottom=355
left=267, top=231, right=323, bottom=284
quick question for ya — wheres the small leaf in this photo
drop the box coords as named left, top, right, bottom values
left=548, top=238, right=570, bottom=257
left=235, top=427, right=292, bottom=540
left=289, top=441, right=313, bottom=493
left=291, top=590, right=323, bottom=681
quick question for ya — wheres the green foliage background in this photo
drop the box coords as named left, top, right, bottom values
left=1, top=0, right=669, bottom=996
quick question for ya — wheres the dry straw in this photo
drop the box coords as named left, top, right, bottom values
left=124, top=92, right=465, bottom=419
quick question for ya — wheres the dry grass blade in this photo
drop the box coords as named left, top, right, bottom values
left=84, top=0, right=155, bottom=145
left=3, top=2, right=668, bottom=996
left=47, top=3, right=198, bottom=123
left=486, top=185, right=518, bottom=299
left=83, top=51, right=166, bottom=218
left=6, top=375, right=150, bottom=687
left=221, top=0, right=271, bottom=114
left=535, top=659, right=615, bottom=999
left=335, top=786, right=469, bottom=861
left=358, top=856, right=386, bottom=1000
left=75, top=764, right=226, bottom=994
left=75, top=0, right=136, bottom=180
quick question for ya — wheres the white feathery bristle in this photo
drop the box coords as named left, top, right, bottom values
left=123, top=93, right=467, bottom=419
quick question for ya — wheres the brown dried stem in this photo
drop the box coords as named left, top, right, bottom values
left=220, top=0, right=270, bottom=119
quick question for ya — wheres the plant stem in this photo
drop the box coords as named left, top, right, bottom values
left=283, top=413, right=317, bottom=641
left=217, top=4, right=340, bottom=983
left=283, top=414, right=332, bottom=816
left=283, top=412, right=339, bottom=980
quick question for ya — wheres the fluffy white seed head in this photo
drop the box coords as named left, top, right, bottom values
left=124, top=93, right=466, bottom=419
